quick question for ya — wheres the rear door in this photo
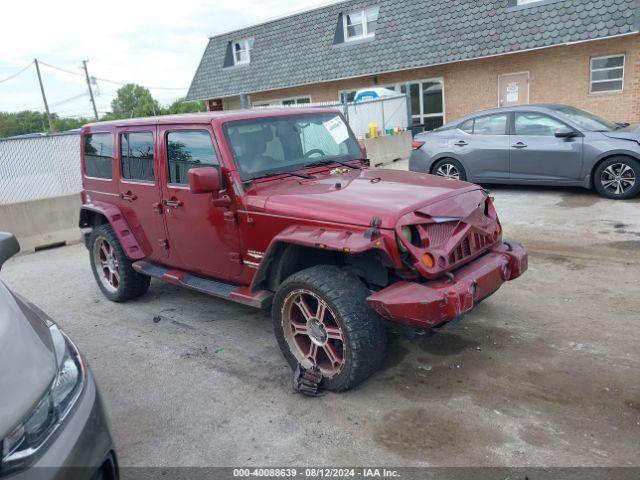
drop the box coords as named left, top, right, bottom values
left=158, top=125, right=242, bottom=281
left=117, top=127, right=167, bottom=261
left=453, top=113, right=510, bottom=181
left=509, top=111, right=583, bottom=181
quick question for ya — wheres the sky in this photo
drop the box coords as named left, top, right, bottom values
left=0, top=0, right=341, bottom=118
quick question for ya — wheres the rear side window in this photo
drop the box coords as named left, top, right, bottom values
left=84, top=133, right=113, bottom=179
left=166, top=131, right=218, bottom=185
left=121, top=132, right=154, bottom=182
left=472, top=114, right=508, bottom=135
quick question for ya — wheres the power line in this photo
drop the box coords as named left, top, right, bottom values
left=38, top=59, right=187, bottom=90
left=49, top=91, right=89, bottom=107
left=0, top=61, right=34, bottom=83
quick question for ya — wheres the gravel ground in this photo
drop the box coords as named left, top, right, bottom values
left=2, top=171, right=639, bottom=468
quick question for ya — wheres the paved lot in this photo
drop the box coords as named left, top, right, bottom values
left=2, top=167, right=640, bottom=468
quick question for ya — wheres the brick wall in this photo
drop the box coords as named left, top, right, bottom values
left=226, top=34, right=639, bottom=123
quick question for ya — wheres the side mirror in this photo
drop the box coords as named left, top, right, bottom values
left=0, top=232, right=20, bottom=271
left=555, top=127, right=577, bottom=138
left=188, top=167, right=222, bottom=195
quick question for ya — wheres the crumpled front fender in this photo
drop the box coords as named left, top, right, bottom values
left=367, top=240, right=528, bottom=329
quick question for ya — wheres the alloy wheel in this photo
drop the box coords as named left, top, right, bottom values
left=435, top=163, right=460, bottom=180
left=93, top=237, right=120, bottom=293
left=600, top=163, right=636, bottom=196
left=281, top=289, right=346, bottom=378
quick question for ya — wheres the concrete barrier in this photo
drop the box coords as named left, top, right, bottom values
left=0, top=194, right=81, bottom=253
left=361, top=131, right=412, bottom=167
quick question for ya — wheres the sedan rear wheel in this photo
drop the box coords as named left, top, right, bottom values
left=594, top=157, right=640, bottom=200
left=432, top=158, right=467, bottom=181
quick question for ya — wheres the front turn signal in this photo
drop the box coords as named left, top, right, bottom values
left=422, top=253, right=435, bottom=268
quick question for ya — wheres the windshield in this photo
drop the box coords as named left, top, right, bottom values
left=551, top=105, right=618, bottom=132
left=223, top=113, right=362, bottom=180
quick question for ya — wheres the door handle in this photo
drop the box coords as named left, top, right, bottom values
left=120, top=191, right=137, bottom=202
left=512, top=142, right=527, bottom=149
left=163, top=199, right=183, bottom=209
left=454, top=140, right=468, bottom=147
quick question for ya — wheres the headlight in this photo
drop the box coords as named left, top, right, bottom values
left=397, top=226, right=413, bottom=253
left=1, top=325, right=84, bottom=473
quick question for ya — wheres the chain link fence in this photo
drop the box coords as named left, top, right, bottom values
left=0, top=132, right=81, bottom=205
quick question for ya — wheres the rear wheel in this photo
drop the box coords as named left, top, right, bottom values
left=89, top=224, right=150, bottom=302
left=272, top=265, right=387, bottom=392
left=593, top=156, right=639, bottom=200
left=432, top=158, right=467, bottom=181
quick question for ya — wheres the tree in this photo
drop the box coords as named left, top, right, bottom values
left=110, top=83, right=160, bottom=119
left=0, top=111, right=89, bottom=138
left=163, top=97, right=207, bottom=115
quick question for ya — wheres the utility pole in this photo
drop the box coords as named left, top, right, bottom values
left=34, top=59, right=53, bottom=131
left=82, top=60, right=99, bottom=120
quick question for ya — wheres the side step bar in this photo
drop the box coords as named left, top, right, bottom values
left=132, top=261, right=273, bottom=309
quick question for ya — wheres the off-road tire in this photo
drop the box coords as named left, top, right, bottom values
left=272, top=265, right=387, bottom=392
left=88, top=224, right=150, bottom=302
left=432, top=158, right=467, bottom=181
left=593, top=156, right=640, bottom=200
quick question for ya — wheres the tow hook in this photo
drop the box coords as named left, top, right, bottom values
left=293, top=364, right=324, bottom=397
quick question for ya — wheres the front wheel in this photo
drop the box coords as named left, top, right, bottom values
left=432, top=158, right=467, bottom=181
left=593, top=156, right=639, bottom=200
left=88, top=224, right=150, bottom=302
left=272, top=266, right=387, bottom=392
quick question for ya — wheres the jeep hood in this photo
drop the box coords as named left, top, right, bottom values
left=249, top=168, right=483, bottom=229
left=0, top=282, right=56, bottom=438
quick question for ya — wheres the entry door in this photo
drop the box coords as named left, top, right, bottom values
left=509, top=111, right=583, bottom=181
left=158, top=125, right=242, bottom=281
left=117, top=127, right=167, bottom=261
left=499, top=72, right=529, bottom=107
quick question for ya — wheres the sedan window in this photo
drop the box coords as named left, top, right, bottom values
left=472, top=114, right=508, bottom=135
left=514, top=113, right=566, bottom=136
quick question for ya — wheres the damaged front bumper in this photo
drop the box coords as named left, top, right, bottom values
left=367, top=241, right=528, bottom=329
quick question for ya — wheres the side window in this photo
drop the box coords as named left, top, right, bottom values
left=166, top=130, right=219, bottom=185
left=459, top=119, right=474, bottom=134
left=472, top=114, right=508, bottom=135
left=514, top=112, right=566, bottom=136
left=121, top=132, right=154, bottom=182
left=84, top=133, right=113, bottom=179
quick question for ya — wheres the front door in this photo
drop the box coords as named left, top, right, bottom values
left=499, top=72, right=529, bottom=107
left=509, top=111, right=583, bottom=181
left=117, top=127, right=167, bottom=261
left=158, top=125, right=242, bottom=281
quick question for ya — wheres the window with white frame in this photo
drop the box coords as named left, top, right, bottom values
left=590, top=54, right=625, bottom=93
left=233, top=38, right=254, bottom=65
left=253, top=96, right=311, bottom=107
left=344, top=6, right=379, bottom=41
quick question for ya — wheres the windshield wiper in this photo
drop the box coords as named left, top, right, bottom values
left=305, top=159, right=361, bottom=170
left=252, top=170, right=315, bottom=181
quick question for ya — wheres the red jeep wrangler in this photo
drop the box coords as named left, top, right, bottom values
left=79, top=109, right=527, bottom=391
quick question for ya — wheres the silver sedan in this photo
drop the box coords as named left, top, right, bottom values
left=409, top=104, right=640, bottom=200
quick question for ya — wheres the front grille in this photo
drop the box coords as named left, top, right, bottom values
left=423, top=221, right=457, bottom=247
left=449, top=232, right=493, bottom=264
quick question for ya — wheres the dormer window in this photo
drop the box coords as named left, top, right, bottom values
left=233, top=38, right=254, bottom=65
left=344, top=6, right=379, bottom=42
